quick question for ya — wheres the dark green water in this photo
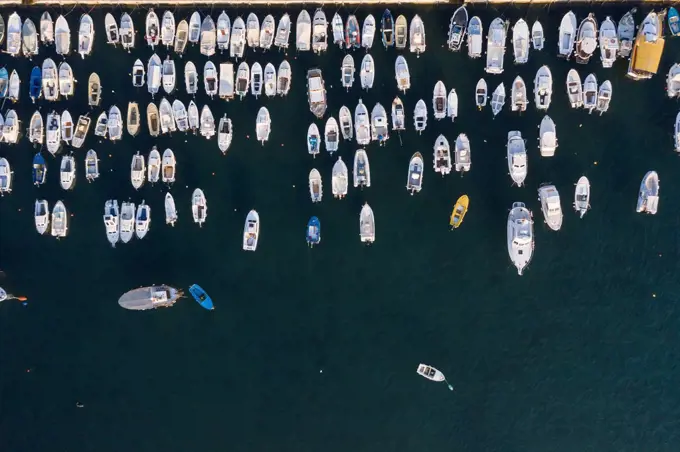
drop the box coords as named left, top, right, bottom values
left=2, top=4, right=680, bottom=451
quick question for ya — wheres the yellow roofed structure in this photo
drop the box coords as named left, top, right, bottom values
left=630, top=36, right=665, bottom=76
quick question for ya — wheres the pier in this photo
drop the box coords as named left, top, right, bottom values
left=13, top=0, right=679, bottom=5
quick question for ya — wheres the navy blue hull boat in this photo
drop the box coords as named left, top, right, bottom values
left=29, top=66, right=41, bottom=103
left=306, top=216, right=321, bottom=246
left=32, top=153, right=46, bottom=185
left=381, top=10, right=394, bottom=48
left=189, top=284, right=214, bottom=310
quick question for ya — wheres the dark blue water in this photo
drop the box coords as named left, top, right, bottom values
left=2, top=5, right=680, bottom=451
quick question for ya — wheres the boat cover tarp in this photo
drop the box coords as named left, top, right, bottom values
left=632, top=37, right=664, bottom=74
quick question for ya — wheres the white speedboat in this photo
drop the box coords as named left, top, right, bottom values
left=447, top=89, right=458, bottom=122
left=130, top=152, right=145, bottom=189
left=105, top=13, right=119, bottom=45
left=145, top=10, right=160, bottom=48
left=599, top=17, right=618, bottom=68
left=297, top=10, right=312, bottom=51
left=188, top=101, right=199, bottom=132
left=395, top=14, right=408, bottom=49
left=275, top=13, right=291, bottom=49
left=491, top=83, right=505, bottom=117
left=59, top=154, right=76, bottom=190
left=120, top=13, right=134, bottom=51
left=538, top=184, right=563, bottom=231
left=28, top=111, right=43, bottom=145
left=360, top=203, right=375, bottom=244
left=360, top=54, right=375, bottom=90
left=58, top=62, right=74, bottom=99
left=87, top=72, right=101, bottom=107
left=204, top=61, right=218, bottom=97
left=246, top=13, right=260, bottom=49
left=147, top=103, right=159, bottom=137
left=636, top=171, right=659, bottom=215
left=61, top=110, right=74, bottom=143
left=406, top=152, right=424, bottom=194
left=85, top=149, right=99, bottom=181
left=486, top=18, right=507, bottom=74
left=199, top=105, right=215, bottom=139
left=132, top=59, right=145, bottom=88
left=46, top=111, right=61, bottom=155
left=534, top=65, right=552, bottom=110
left=455, top=133, right=471, bottom=173
left=574, top=176, right=590, bottom=218
left=414, top=99, right=427, bottom=134
left=230, top=16, right=245, bottom=59
left=324, top=116, right=339, bottom=153
left=93, top=111, right=107, bottom=138
left=218, top=115, right=233, bottom=154
left=668, top=64, right=680, bottom=98
left=184, top=61, right=198, bottom=95
left=41, top=12, right=54, bottom=44
left=242, top=210, right=259, bottom=250
left=175, top=20, right=188, bottom=55
left=251, top=62, right=263, bottom=98
left=42, top=57, right=59, bottom=101
left=73, top=115, right=90, bottom=149
left=264, top=63, right=276, bottom=97
left=432, top=81, right=447, bottom=120
left=277, top=60, right=291, bottom=96
left=575, top=14, right=598, bottom=64
left=200, top=15, right=216, bottom=56
left=618, top=9, right=636, bottom=58
left=108, top=105, right=123, bottom=141
left=135, top=202, right=151, bottom=240
left=35, top=200, right=50, bottom=235
left=507, top=131, right=527, bottom=186
left=0, top=158, right=11, bottom=195
left=162, top=149, right=176, bottom=184
left=512, top=19, right=529, bottom=64
left=340, top=105, right=354, bottom=139
left=312, top=9, right=328, bottom=54
left=409, top=14, right=426, bottom=55
left=22, top=18, right=39, bottom=57
left=309, top=168, right=323, bottom=202
left=595, top=80, right=612, bottom=115
left=395, top=55, right=410, bottom=93
left=433, top=135, right=452, bottom=175
left=467, top=15, right=482, bottom=58
left=558, top=11, right=577, bottom=58
left=532, top=21, right=544, bottom=50
left=147, top=147, right=161, bottom=183
left=307, top=68, right=326, bottom=118
left=6, top=12, right=21, bottom=57
left=8, top=70, right=20, bottom=103
left=147, top=53, right=161, bottom=96
left=332, top=13, right=344, bottom=47
left=507, top=202, right=534, bottom=275
left=353, top=149, right=371, bottom=188
left=55, top=15, right=70, bottom=56
left=2, top=110, right=19, bottom=144
left=51, top=201, right=68, bottom=238
left=78, top=14, right=94, bottom=58
left=362, top=14, right=376, bottom=48
left=307, top=122, right=321, bottom=156
left=476, top=78, right=488, bottom=109
left=161, top=11, right=175, bottom=47
left=355, top=99, right=370, bottom=145
left=165, top=193, right=178, bottom=226
left=103, top=200, right=119, bottom=246
left=566, top=69, right=583, bottom=108
left=511, top=76, right=527, bottom=112
left=162, top=56, right=176, bottom=94
left=256, top=107, right=271, bottom=144
left=539, top=115, right=558, bottom=157
left=341, top=54, right=355, bottom=90
left=583, top=73, right=598, bottom=113
left=332, top=157, right=348, bottom=199
left=391, top=97, right=405, bottom=131
left=158, top=97, right=174, bottom=131
left=172, top=99, right=188, bottom=132
left=120, top=202, right=135, bottom=243
left=370, top=103, right=389, bottom=144
left=189, top=11, right=201, bottom=44
left=448, top=6, right=468, bottom=51
left=260, top=14, right=275, bottom=50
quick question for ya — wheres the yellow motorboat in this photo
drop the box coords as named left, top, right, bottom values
left=450, top=195, right=469, bottom=229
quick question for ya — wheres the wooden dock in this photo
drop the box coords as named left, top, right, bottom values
left=10, top=0, right=675, bottom=5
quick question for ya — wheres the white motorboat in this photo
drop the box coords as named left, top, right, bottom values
left=146, top=10, right=160, bottom=48
left=85, top=149, right=99, bottom=181
left=58, top=62, right=74, bottom=99
left=360, top=54, right=375, bottom=90
left=370, top=103, right=389, bottom=144
left=539, top=115, right=558, bottom=157
left=360, top=203, right=375, bottom=244
left=307, top=68, right=327, bottom=118
left=147, top=53, right=161, bottom=96
left=260, top=14, right=275, bottom=50
left=22, top=18, right=38, bottom=57
left=340, top=105, right=353, bottom=139
left=391, top=97, right=405, bottom=131
left=218, top=115, right=233, bottom=154
left=132, top=59, right=145, bottom=88
left=406, top=152, right=424, bottom=194
left=35, top=200, right=50, bottom=235
left=491, top=83, right=505, bottom=117
left=486, top=18, right=507, bottom=74
left=200, top=15, right=216, bottom=56
left=566, top=69, right=583, bottom=108
left=189, top=11, right=201, bottom=44
left=200, top=105, right=215, bottom=139
left=309, top=168, right=323, bottom=202
left=455, top=133, right=471, bottom=173
left=246, top=13, right=260, bottom=49
left=204, top=61, right=218, bottom=97
left=538, top=184, right=563, bottom=231
left=513, top=19, right=530, bottom=64
left=409, top=14, right=426, bottom=55
left=72, top=115, right=90, bottom=149
left=395, top=55, right=410, bottom=93
left=332, top=13, right=344, bottom=47
left=78, top=14, right=94, bottom=58
left=175, top=20, right=188, bottom=55
left=251, top=62, right=263, bottom=98
left=162, top=149, right=176, bottom=184
left=147, top=103, right=159, bottom=137
left=507, top=202, right=534, bottom=275
left=362, top=14, right=376, bottom=49
left=188, top=101, right=199, bottom=132
left=297, top=10, right=312, bottom=51
left=256, top=107, right=271, bottom=144
left=6, top=12, right=21, bottom=57
left=41, top=12, right=54, bottom=44
left=534, top=65, right=552, bottom=110
left=46, top=111, right=61, bottom=154
left=120, top=13, right=134, bottom=51
left=532, top=21, right=544, bottom=50
left=87, top=72, right=101, bottom=107
left=574, top=176, right=590, bottom=218
left=312, top=9, right=328, bottom=54
left=2, top=110, right=19, bottom=144
left=59, top=154, right=76, bottom=190
left=414, top=99, right=427, bottom=134
left=599, top=17, right=618, bottom=68
left=147, top=147, right=161, bottom=183
left=61, top=110, right=74, bottom=143
left=433, top=135, right=452, bottom=175
left=668, top=64, right=680, bottom=98
left=618, top=9, right=636, bottom=58
left=264, top=63, right=276, bottom=97
left=42, top=58, right=59, bottom=101
left=575, top=14, right=598, bottom=64
left=432, top=81, right=447, bottom=120
left=0, top=158, right=11, bottom=195
left=242, top=210, right=259, bottom=250
left=447, top=89, right=458, bottom=122
left=277, top=60, right=291, bottom=96
left=583, top=73, right=598, bottom=113
left=332, top=156, right=348, bottom=199
left=28, top=111, right=43, bottom=145
left=108, top=105, right=123, bottom=141
left=341, top=54, right=355, bottom=90
left=307, top=123, right=321, bottom=156
left=676, top=112, right=680, bottom=153
left=325, top=116, right=339, bottom=153
left=185, top=61, right=198, bottom=95
left=8, top=70, right=20, bottom=103
left=448, top=6, right=468, bottom=51
left=511, top=76, right=527, bottom=112
left=135, top=202, right=151, bottom=240
left=55, top=15, right=70, bottom=56
left=162, top=56, right=176, bottom=94
left=120, top=202, right=135, bottom=243
left=636, top=171, right=659, bottom=215
left=467, top=15, right=483, bottom=58
left=51, top=201, right=68, bottom=238
left=476, top=78, right=488, bottom=109
left=165, top=193, right=178, bottom=226
left=595, top=80, right=612, bottom=115
left=558, top=11, right=577, bottom=58
left=161, top=11, right=175, bottom=47
left=103, top=200, right=119, bottom=246
left=275, top=13, right=291, bottom=49
left=93, top=111, right=107, bottom=138
left=230, top=16, right=246, bottom=59
left=130, top=152, right=145, bottom=189
left=507, top=131, right=527, bottom=186
left=353, top=149, right=371, bottom=188
left=355, top=99, right=370, bottom=145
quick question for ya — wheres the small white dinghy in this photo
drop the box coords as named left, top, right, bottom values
left=566, top=69, right=583, bottom=108
left=636, top=171, right=659, bottom=215
left=447, top=89, right=458, bottom=122
left=362, top=14, right=376, bottom=49
left=531, top=21, right=544, bottom=50
left=539, top=115, right=558, bottom=157
left=242, top=210, right=259, bottom=250
left=256, top=107, right=271, bottom=144
left=85, top=149, right=99, bottom=182
left=391, top=97, right=406, bottom=131
left=558, top=11, right=577, bottom=59
left=475, top=78, right=488, bottom=110
left=200, top=15, right=216, bottom=57
left=216, top=12, right=231, bottom=52
left=432, top=81, right=447, bottom=120
left=6, top=13, right=22, bottom=57
left=512, top=19, right=530, bottom=64
left=130, top=152, right=145, bottom=189
left=165, top=193, right=178, bottom=226
left=260, top=14, right=275, bottom=50
left=325, top=117, right=339, bottom=153
left=246, top=13, right=260, bottom=49
left=275, top=13, right=292, bottom=49
left=162, top=149, right=176, bottom=184
left=51, top=201, right=68, bottom=239
left=120, top=202, right=135, bottom=244
left=230, top=16, right=245, bottom=59
left=204, top=61, right=218, bottom=97
left=455, top=133, right=471, bottom=173
left=355, top=99, right=370, bottom=145
left=120, top=12, right=134, bottom=51
left=161, top=11, right=175, bottom=47
left=433, top=135, right=452, bottom=176
left=59, top=154, right=76, bottom=190
left=105, top=13, right=119, bottom=45
left=189, top=12, right=201, bottom=44
left=251, top=62, right=263, bottom=98
left=332, top=156, right=348, bottom=199
left=360, top=54, right=375, bottom=90
left=359, top=203, right=375, bottom=244
left=93, top=111, right=107, bottom=138
left=599, top=17, right=618, bottom=68
left=312, top=9, right=328, bottom=54
left=41, top=12, right=54, bottom=44
left=22, top=18, right=39, bottom=57
left=538, top=184, right=563, bottom=231
left=0, top=158, right=11, bottom=196
left=395, top=55, right=410, bottom=93
left=511, top=76, right=527, bottom=113
left=486, top=18, right=507, bottom=74
left=297, top=10, right=312, bottom=51
left=147, top=147, right=161, bottom=183
left=416, top=364, right=454, bottom=390
left=147, top=103, right=159, bottom=137
left=175, top=20, right=188, bottom=55
left=2, top=110, right=19, bottom=144
left=42, top=58, right=59, bottom=101
left=78, top=14, right=94, bottom=58
left=58, top=62, right=75, bottom=99
left=583, top=73, right=598, bottom=113
left=28, top=111, right=43, bottom=145
left=35, top=200, right=50, bottom=235
left=162, top=56, right=176, bottom=94
left=534, top=65, right=552, bottom=110
left=200, top=105, right=215, bottom=139
left=103, top=200, right=119, bottom=246
left=132, top=59, right=145, bottom=88
left=172, top=100, right=188, bottom=132
left=8, top=70, right=20, bottom=103
left=370, top=103, right=389, bottom=144
left=309, top=168, right=323, bottom=202
left=413, top=99, right=428, bottom=134
left=188, top=101, right=199, bottom=132
left=340, top=105, right=354, bottom=139
left=491, top=83, right=505, bottom=117
left=218, top=115, right=233, bottom=154
left=107, top=105, right=123, bottom=141
left=332, top=13, right=344, bottom=47
left=406, top=152, right=424, bottom=194
left=595, top=80, right=612, bottom=115
left=72, top=115, right=90, bottom=149
left=235, top=61, right=250, bottom=99
left=61, top=110, right=74, bottom=143
left=467, top=16, right=483, bottom=58
left=307, top=123, right=321, bottom=156
left=341, top=54, right=355, bottom=90
left=135, top=202, right=151, bottom=240
left=507, top=131, right=527, bottom=187
left=185, top=61, right=198, bottom=95
left=264, top=63, right=276, bottom=97
left=409, top=14, right=426, bottom=55
left=277, top=60, right=291, bottom=96
left=574, top=176, right=591, bottom=218
left=55, top=15, right=70, bottom=56
left=353, top=149, right=371, bottom=188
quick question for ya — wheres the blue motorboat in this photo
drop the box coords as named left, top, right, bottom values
left=32, top=153, right=46, bottom=186
left=189, top=284, right=214, bottom=310
left=306, top=216, right=321, bottom=247
left=0, top=68, right=8, bottom=98
left=381, top=10, right=394, bottom=48
left=670, top=8, right=680, bottom=36
left=29, top=66, right=41, bottom=103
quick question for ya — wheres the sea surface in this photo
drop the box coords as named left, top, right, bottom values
left=2, top=4, right=680, bottom=451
